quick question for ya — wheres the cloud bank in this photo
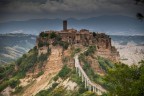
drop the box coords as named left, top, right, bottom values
left=0, top=0, right=143, bottom=22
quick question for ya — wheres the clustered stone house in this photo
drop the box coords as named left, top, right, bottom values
left=36, top=20, right=119, bottom=62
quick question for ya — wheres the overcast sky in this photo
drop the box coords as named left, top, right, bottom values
left=0, top=0, right=143, bottom=22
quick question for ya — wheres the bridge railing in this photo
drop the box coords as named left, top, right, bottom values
left=74, top=54, right=107, bottom=95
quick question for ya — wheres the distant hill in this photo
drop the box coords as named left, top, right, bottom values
left=0, top=15, right=144, bottom=35
left=111, top=35, right=144, bottom=45
left=0, top=33, right=36, bottom=64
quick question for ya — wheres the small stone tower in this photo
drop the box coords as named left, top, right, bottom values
left=63, top=20, right=67, bottom=31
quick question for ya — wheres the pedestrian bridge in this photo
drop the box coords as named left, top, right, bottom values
left=74, top=55, right=107, bottom=95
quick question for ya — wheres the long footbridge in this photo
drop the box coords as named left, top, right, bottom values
left=74, top=54, right=107, bottom=95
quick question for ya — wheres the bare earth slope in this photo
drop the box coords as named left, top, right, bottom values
left=22, top=47, right=63, bottom=96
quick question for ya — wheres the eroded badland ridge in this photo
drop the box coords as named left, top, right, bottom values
left=1, top=20, right=120, bottom=96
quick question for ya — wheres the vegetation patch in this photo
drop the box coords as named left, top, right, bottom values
left=39, top=32, right=49, bottom=38
left=71, top=48, right=81, bottom=57
left=0, top=64, right=15, bottom=80
left=38, top=41, right=49, bottom=47
left=105, top=60, right=144, bottom=96
left=39, top=32, right=69, bottom=50
left=84, top=45, right=96, bottom=56
left=57, top=65, right=71, bottom=79
left=81, top=91, right=96, bottom=96
left=35, top=82, right=59, bottom=96
left=79, top=52, right=109, bottom=89
left=0, top=46, right=51, bottom=92
left=9, top=79, right=20, bottom=88
left=98, top=56, right=114, bottom=72
left=12, top=86, right=23, bottom=94
left=36, top=71, right=44, bottom=78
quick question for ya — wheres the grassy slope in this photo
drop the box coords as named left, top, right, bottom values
left=0, top=45, right=115, bottom=96
left=0, top=46, right=50, bottom=94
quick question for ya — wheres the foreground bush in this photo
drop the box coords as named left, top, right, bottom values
left=105, top=60, right=144, bottom=96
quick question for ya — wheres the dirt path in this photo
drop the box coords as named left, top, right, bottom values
left=22, top=48, right=63, bottom=96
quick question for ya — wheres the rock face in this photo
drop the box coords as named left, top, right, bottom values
left=22, top=47, right=63, bottom=96
left=36, top=20, right=119, bottom=62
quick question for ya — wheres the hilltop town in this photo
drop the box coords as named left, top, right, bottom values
left=2, top=20, right=143, bottom=96
left=36, top=20, right=119, bottom=62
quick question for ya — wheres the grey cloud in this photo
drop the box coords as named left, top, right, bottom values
left=0, top=0, right=143, bottom=22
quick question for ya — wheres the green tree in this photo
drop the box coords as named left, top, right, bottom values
left=135, top=0, right=144, bottom=20
left=93, top=32, right=96, bottom=37
left=38, top=41, right=49, bottom=47
left=39, top=32, right=48, bottom=38
left=105, top=61, right=144, bottom=96
left=50, top=32, right=57, bottom=39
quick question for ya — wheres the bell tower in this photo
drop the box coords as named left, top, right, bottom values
left=63, top=20, right=67, bottom=31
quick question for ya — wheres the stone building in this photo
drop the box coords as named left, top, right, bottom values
left=36, top=20, right=119, bottom=62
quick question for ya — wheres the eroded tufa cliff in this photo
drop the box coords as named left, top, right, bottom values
left=36, top=20, right=119, bottom=62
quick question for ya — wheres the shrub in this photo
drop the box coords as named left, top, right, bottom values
left=78, top=83, right=88, bottom=94
left=48, top=32, right=69, bottom=50
left=52, top=41, right=58, bottom=46
left=98, top=60, right=107, bottom=72
left=0, top=80, right=9, bottom=92
left=36, top=71, right=44, bottom=77
left=71, top=48, right=81, bottom=57
left=79, top=53, right=85, bottom=62
left=52, top=86, right=65, bottom=96
left=53, top=76, right=59, bottom=81
left=0, top=64, right=15, bottom=80
left=13, top=86, right=23, bottom=93
left=75, top=48, right=81, bottom=53
left=9, top=79, right=20, bottom=88
left=50, top=32, right=57, bottom=39
left=39, top=32, right=48, bottom=38
left=98, top=57, right=114, bottom=72
left=79, top=53, right=106, bottom=87
left=36, top=83, right=59, bottom=96
left=55, top=34, right=62, bottom=41
left=35, top=90, right=48, bottom=96
left=38, top=53, right=48, bottom=62
left=81, top=91, right=96, bottom=96
left=52, top=83, right=59, bottom=88
left=62, top=57, right=69, bottom=63
left=58, top=65, right=71, bottom=79
left=105, top=61, right=144, bottom=96
left=70, top=73, right=81, bottom=85
left=59, top=41, right=69, bottom=50
left=105, top=59, right=114, bottom=68
left=15, top=71, right=26, bottom=79
left=84, top=46, right=96, bottom=56
left=38, top=41, right=49, bottom=47
left=93, top=32, right=96, bottom=37
left=16, top=58, right=23, bottom=66
left=14, top=46, right=38, bottom=78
